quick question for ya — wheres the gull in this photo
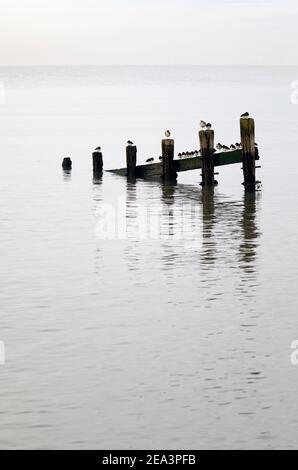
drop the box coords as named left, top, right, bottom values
left=241, top=112, right=249, bottom=118
left=206, top=123, right=212, bottom=129
left=127, top=140, right=134, bottom=146
left=230, top=144, right=236, bottom=150
left=146, top=158, right=154, bottom=163
left=165, top=130, right=171, bottom=138
left=94, top=146, right=101, bottom=152
left=216, top=143, right=223, bottom=151
left=200, top=120, right=207, bottom=129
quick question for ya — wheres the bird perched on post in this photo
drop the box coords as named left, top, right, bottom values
left=216, top=143, right=223, bottom=151
left=235, top=142, right=241, bottom=149
left=230, top=144, right=236, bottom=150
left=206, top=123, right=212, bottom=129
left=127, top=140, right=134, bottom=146
left=165, top=130, right=171, bottom=138
left=146, top=158, right=154, bottom=163
left=200, top=120, right=207, bottom=129
left=241, top=112, right=249, bottom=118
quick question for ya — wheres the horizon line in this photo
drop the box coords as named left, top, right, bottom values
left=0, top=64, right=297, bottom=67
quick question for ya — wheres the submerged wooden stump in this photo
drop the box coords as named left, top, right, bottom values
left=62, top=157, right=72, bottom=170
left=199, top=129, right=215, bottom=186
left=240, top=117, right=256, bottom=190
left=162, top=138, right=176, bottom=183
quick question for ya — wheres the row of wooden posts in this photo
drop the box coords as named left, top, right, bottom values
left=62, top=117, right=258, bottom=190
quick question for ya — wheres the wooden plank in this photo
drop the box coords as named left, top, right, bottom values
left=126, top=145, right=137, bottom=181
left=106, top=149, right=259, bottom=179
left=240, top=118, right=256, bottom=189
left=162, top=138, right=176, bottom=183
left=199, top=129, right=215, bottom=186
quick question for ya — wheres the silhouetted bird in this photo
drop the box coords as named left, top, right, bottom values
left=165, top=130, right=171, bottom=138
left=216, top=143, right=223, bottom=151
left=223, top=145, right=230, bottom=151
left=241, top=112, right=249, bottom=118
left=159, top=156, right=163, bottom=161
left=146, top=158, right=154, bottom=163
left=127, top=140, right=134, bottom=146
left=200, top=120, right=207, bottom=129
left=206, top=123, right=212, bottom=129
left=230, top=144, right=236, bottom=150
left=235, top=142, right=241, bottom=149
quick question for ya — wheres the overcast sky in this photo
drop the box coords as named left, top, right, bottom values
left=0, top=0, right=297, bottom=65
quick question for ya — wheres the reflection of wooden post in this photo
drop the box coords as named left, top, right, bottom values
left=199, top=130, right=215, bottom=186
left=62, top=157, right=72, bottom=170
left=93, top=150, right=103, bottom=176
left=240, top=117, right=255, bottom=189
left=162, top=138, right=176, bottom=183
left=126, top=145, right=137, bottom=180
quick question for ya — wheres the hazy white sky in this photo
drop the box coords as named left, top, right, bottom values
left=0, top=0, right=297, bottom=65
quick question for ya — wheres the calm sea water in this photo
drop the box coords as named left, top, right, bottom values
left=1, top=66, right=298, bottom=449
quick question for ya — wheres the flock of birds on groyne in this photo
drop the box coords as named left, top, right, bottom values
left=91, top=112, right=253, bottom=165
left=142, top=112, right=254, bottom=164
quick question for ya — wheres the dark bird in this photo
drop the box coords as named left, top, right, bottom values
left=235, top=142, right=241, bottom=149
left=94, top=146, right=101, bottom=151
left=200, top=120, right=207, bottom=129
left=223, top=145, right=230, bottom=151
left=127, top=140, right=134, bottom=145
left=165, top=130, right=171, bottom=138
left=241, top=112, right=249, bottom=118
left=159, top=156, right=163, bottom=161
left=206, top=123, right=212, bottom=129
left=146, top=158, right=154, bottom=163
left=230, top=144, right=236, bottom=150
left=216, top=143, right=223, bottom=151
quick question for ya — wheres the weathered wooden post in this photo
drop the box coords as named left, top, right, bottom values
left=62, top=157, right=72, bottom=170
left=240, top=117, right=255, bottom=190
left=126, top=145, right=137, bottom=180
left=199, top=129, right=215, bottom=186
left=93, top=148, right=103, bottom=176
left=162, top=138, right=176, bottom=183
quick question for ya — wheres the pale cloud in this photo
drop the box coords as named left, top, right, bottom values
left=0, top=0, right=296, bottom=65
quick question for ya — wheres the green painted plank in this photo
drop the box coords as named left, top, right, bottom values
left=106, top=149, right=259, bottom=179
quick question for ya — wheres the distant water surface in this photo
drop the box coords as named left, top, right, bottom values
left=0, top=66, right=298, bottom=449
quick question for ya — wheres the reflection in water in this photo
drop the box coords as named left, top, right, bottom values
left=239, top=191, right=260, bottom=269
left=92, top=174, right=103, bottom=185
left=237, top=191, right=261, bottom=301
left=161, top=183, right=176, bottom=203
left=201, top=187, right=217, bottom=268
left=62, top=169, right=72, bottom=181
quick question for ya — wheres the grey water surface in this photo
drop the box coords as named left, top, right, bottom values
left=0, top=66, right=298, bottom=449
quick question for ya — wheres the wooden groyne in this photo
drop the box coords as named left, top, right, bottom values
left=62, top=115, right=261, bottom=190
left=106, top=116, right=260, bottom=189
